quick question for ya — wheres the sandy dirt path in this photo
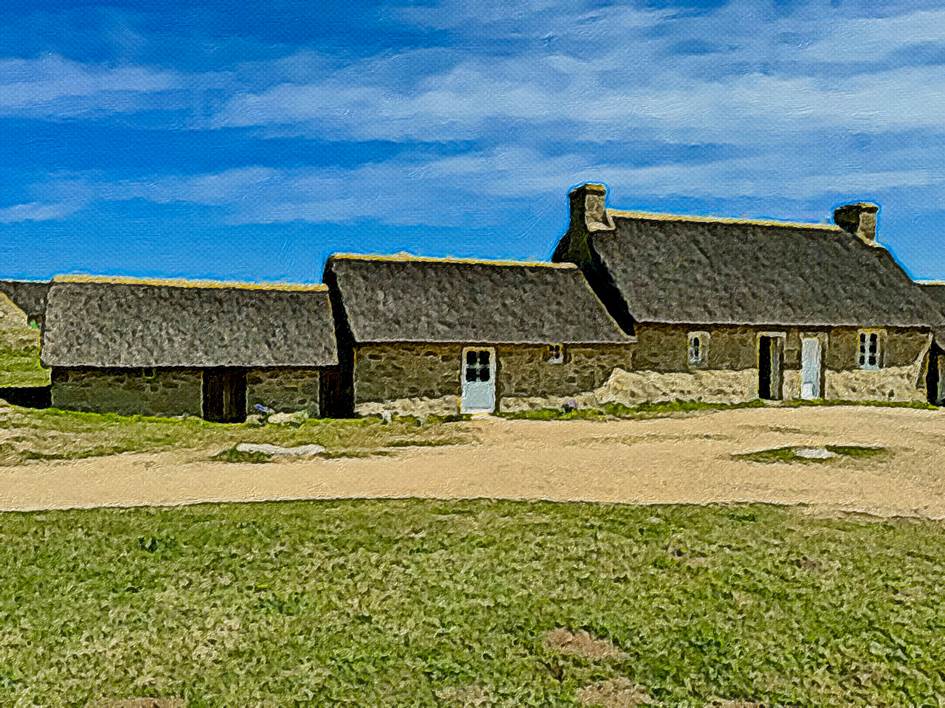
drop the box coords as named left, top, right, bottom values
left=1, top=405, right=943, bottom=517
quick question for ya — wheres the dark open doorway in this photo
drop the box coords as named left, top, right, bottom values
left=759, top=335, right=784, bottom=401
left=927, top=343, right=943, bottom=405
left=203, top=369, right=247, bottom=422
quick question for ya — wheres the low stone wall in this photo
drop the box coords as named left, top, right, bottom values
left=246, top=368, right=321, bottom=416
left=50, top=368, right=202, bottom=416
left=355, top=395, right=460, bottom=418
left=825, top=365, right=927, bottom=402
left=593, top=368, right=759, bottom=406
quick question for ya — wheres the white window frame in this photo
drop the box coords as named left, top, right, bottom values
left=857, top=329, right=884, bottom=370
left=688, top=331, right=709, bottom=367
left=547, top=343, right=564, bottom=364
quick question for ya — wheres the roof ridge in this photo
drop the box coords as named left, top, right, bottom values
left=52, top=274, right=327, bottom=292
left=607, top=208, right=843, bottom=232
left=328, top=252, right=576, bottom=269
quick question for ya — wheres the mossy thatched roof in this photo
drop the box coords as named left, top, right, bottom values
left=560, top=211, right=938, bottom=328
left=42, top=276, right=337, bottom=368
left=325, top=254, right=631, bottom=344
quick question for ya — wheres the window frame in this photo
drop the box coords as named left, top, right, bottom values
left=546, top=343, right=565, bottom=364
left=688, top=331, right=709, bottom=368
left=857, top=329, right=884, bottom=370
left=464, top=349, right=492, bottom=383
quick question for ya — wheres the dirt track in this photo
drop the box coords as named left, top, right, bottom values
left=1, top=405, right=944, bottom=517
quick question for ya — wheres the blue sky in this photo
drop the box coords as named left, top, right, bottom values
left=2, top=0, right=945, bottom=282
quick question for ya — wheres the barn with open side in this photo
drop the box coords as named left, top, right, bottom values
left=41, top=276, right=338, bottom=420
left=322, top=254, right=633, bottom=417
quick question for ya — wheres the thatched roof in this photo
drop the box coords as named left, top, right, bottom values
left=559, top=210, right=938, bottom=328
left=919, top=282, right=945, bottom=344
left=325, top=254, right=631, bottom=344
left=0, top=279, right=49, bottom=323
left=42, top=276, right=338, bottom=368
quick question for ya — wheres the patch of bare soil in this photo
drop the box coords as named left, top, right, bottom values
left=576, top=678, right=651, bottom=707
left=545, top=628, right=628, bottom=660
left=2, top=406, right=945, bottom=517
left=434, top=683, right=493, bottom=706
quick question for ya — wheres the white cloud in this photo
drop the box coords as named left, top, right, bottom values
left=0, top=54, right=183, bottom=116
left=211, top=2, right=945, bottom=145
left=26, top=140, right=940, bottom=228
left=0, top=200, right=85, bottom=223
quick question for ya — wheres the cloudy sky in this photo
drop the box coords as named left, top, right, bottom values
left=2, top=0, right=945, bottom=281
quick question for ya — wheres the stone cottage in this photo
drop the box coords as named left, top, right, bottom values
left=553, top=183, right=941, bottom=404
left=41, top=275, right=338, bottom=420
left=322, top=254, right=633, bottom=416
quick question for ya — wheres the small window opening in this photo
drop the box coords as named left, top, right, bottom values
left=547, top=344, right=564, bottom=364
left=857, top=330, right=883, bottom=370
left=141, top=367, right=157, bottom=380
left=688, top=332, right=708, bottom=366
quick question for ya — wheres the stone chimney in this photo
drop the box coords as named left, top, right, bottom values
left=569, top=183, right=615, bottom=233
left=833, top=202, right=879, bottom=245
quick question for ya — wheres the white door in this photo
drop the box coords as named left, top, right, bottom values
left=801, top=337, right=822, bottom=399
left=461, top=347, right=496, bottom=413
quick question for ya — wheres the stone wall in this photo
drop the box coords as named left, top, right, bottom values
left=496, top=344, right=632, bottom=411
left=350, top=326, right=933, bottom=415
left=822, top=327, right=930, bottom=402
left=246, top=368, right=321, bottom=416
left=353, top=343, right=633, bottom=416
left=633, top=324, right=930, bottom=403
left=50, top=368, right=203, bottom=416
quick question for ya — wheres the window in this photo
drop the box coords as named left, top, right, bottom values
left=141, top=367, right=157, bottom=380
left=858, top=330, right=883, bottom=370
left=465, top=349, right=491, bottom=382
left=547, top=344, right=564, bottom=364
left=688, top=332, right=708, bottom=366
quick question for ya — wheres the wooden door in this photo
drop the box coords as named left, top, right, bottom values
left=203, top=369, right=247, bottom=422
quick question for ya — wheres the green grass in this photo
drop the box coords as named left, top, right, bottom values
left=501, top=397, right=937, bottom=421
left=0, top=406, right=471, bottom=466
left=0, top=500, right=944, bottom=705
left=210, top=447, right=273, bottom=464
left=0, top=327, right=49, bottom=388
left=500, top=399, right=766, bottom=421
left=735, top=444, right=889, bottom=464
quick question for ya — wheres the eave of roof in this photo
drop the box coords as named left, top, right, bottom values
left=607, top=209, right=843, bottom=233
left=53, top=274, right=327, bottom=292
left=328, top=253, right=576, bottom=269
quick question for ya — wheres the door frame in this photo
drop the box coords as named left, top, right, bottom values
left=460, top=346, right=497, bottom=413
left=757, top=332, right=785, bottom=401
left=800, top=335, right=824, bottom=400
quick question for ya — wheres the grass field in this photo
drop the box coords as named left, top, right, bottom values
left=0, top=406, right=470, bottom=466
left=0, top=500, right=943, bottom=705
